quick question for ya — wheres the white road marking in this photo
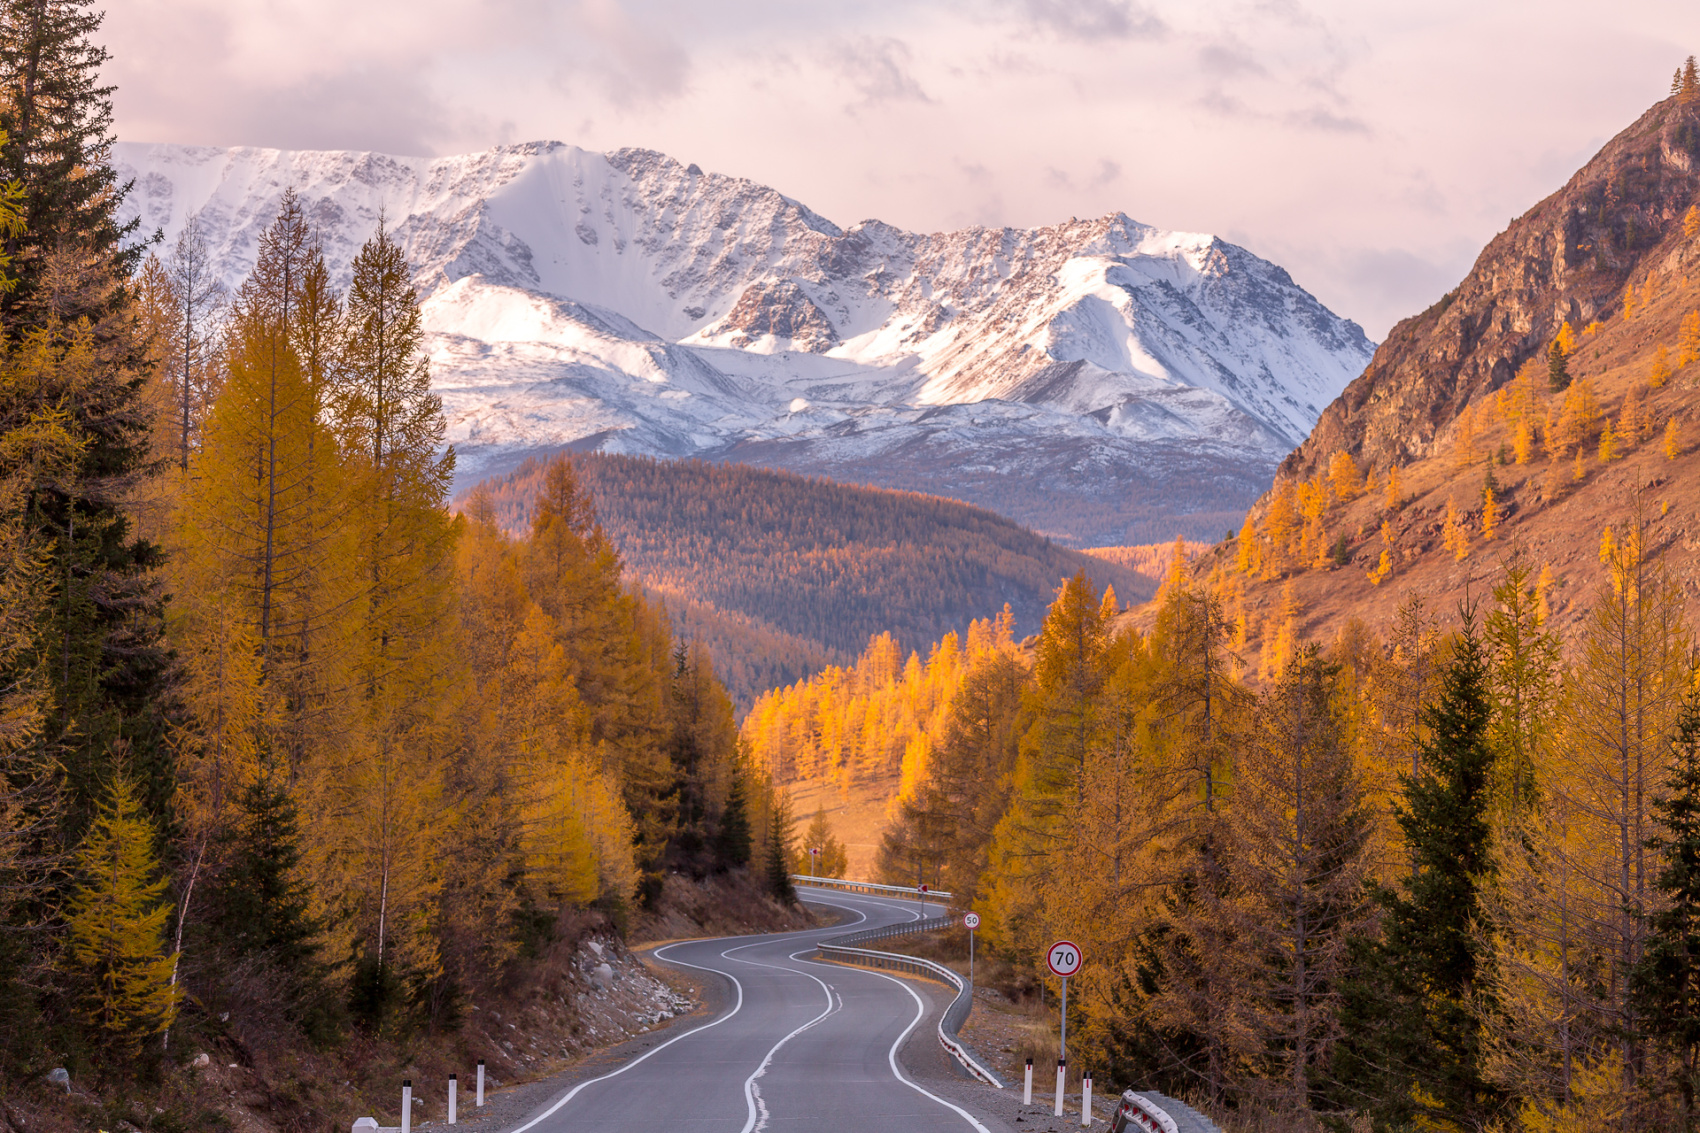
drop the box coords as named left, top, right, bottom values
left=800, top=892, right=993, bottom=1133
left=501, top=890, right=962, bottom=1132
left=719, top=941, right=841, bottom=1133
left=862, top=966, right=993, bottom=1133
left=503, top=940, right=744, bottom=1133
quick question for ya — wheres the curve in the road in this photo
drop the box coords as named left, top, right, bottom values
left=499, top=889, right=990, bottom=1132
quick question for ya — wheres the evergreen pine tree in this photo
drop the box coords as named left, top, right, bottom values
left=1632, top=692, right=1700, bottom=1129
left=0, top=0, right=143, bottom=313
left=0, top=2, right=173, bottom=831
left=1332, top=606, right=1505, bottom=1129
left=766, top=788, right=796, bottom=904
left=213, top=770, right=319, bottom=973
left=1548, top=339, right=1571, bottom=391
left=713, top=760, right=752, bottom=871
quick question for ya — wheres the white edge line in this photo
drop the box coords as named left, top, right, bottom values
left=862, top=964, right=994, bottom=1133
left=796, top=895, right=994, bottom=1131
left=501, top=894, right=886, bottom=1133
left=504, top=941, right=743, bottom=1133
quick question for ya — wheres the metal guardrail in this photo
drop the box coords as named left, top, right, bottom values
left=815, top=942, right=1005, bottom=1089
left=791, top=875, right=954, bottom=902
left=1120, top=1092, right=1181, bottom=1133
left=826, top=913, right=955, bottom=948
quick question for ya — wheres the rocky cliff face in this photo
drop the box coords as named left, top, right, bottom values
left=1281, top=96, right=1700, bottom=481
left=115, top=140, right=1375, bottom=545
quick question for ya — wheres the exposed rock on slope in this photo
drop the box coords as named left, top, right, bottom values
left=1152, top=93, right=1700, bottom=659
left=114, top=141, right=1374, bottom=546
left=1282, top=95, right=1700, bottom=480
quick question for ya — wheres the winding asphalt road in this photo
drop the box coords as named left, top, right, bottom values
left=501, top=887, right=995, bottom=1132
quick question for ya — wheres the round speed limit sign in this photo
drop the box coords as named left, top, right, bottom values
left=963, top=912, right=981, bottom=930
left=1046, top=939, right=1083, bottom=977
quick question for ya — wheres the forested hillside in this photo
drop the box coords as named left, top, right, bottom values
left=752, top=70, right=1700, bottom=1133
left=1145, top=77, right=1700, bottom=673
left=464, top=454, right=1151, bottom=703
left=0, top=12, right=803, bottom=1122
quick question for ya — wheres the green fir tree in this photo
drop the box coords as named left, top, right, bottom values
left=765, top=788, right=796, bottom=904
left=1331, top=606, right=1505, bottom=1129
left=1547, top=339, right=1571, bottom=391
left=1632, top=692, right=1700, bottom=1130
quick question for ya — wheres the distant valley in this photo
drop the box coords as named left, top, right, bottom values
left=465, top=454, right=1150, bottom=704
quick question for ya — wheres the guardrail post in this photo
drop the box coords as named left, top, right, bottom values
left=1024, top=1057, right=1033, bottom=1104
left=1054, top=1059, right=1065, bottom=1117
left=1081, top=1074, right=1092, bottom=1125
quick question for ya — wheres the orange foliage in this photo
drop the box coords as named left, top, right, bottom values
left=741, top=610, right=1017, bottom=793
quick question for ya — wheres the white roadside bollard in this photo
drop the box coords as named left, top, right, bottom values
left=401, top=1080, right=412, bottom=1133
left=448, top=1073, right=457, bottom=1125
left=1082, top=1074, right=1092, bottom=1126
left=477, top=1060, right=485, bottom=1107
left=1054, top=1059, right=1066, bottom=1117
left=1024, top=1057, right=1033, bottom=1105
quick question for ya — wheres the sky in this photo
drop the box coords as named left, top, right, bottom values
left=108, top=1, right=1700, bottom=341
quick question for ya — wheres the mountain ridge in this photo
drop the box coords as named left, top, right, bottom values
left=115, top=139, right=1374, bottom=546
left=1141, top=91, right=1700, bottom=661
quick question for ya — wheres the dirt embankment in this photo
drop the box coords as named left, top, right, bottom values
left=2, top=871, right=811, bottom=1133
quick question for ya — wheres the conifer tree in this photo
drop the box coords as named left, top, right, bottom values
left=765, top=786, right=797, bottom=903
left=714, top=757, right=753, bottom=871
left=1633, top=692, right=1700, bottom=1130
left=1548, top=339, right=1571, bottom=391
left=1333, top=607, right=1505, bottom=1130
left=1486, top=558, right=1559, bottom=825
left=0, top=6, right=174, bottom=826
left=796, top=805, right=848, bottom=878
left=163, top=211, right=226, bottom=472
left=63, top=770, right=181, bottom=1057
left=664, top=641, right=737, bottom=874
left=316, top=217, right=459, bottom=993
left=0, top=0, right=142, bottom=313
left=1231, top=646, right=1373, bottom=1108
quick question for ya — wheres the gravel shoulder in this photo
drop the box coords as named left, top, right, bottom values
left=425, top=944, right=733, bottom=1131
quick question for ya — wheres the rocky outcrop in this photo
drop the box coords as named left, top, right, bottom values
left=1281, top=96, right=1700, bottom=481
left=721, top=279, right=840, bottom=352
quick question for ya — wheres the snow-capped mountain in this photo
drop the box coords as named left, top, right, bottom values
left=114, top=140, right=1374, bottom=546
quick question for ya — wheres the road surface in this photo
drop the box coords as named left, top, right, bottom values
left=500, top=887, right=996, bottom=1132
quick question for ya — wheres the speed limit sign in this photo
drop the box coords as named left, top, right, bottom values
left=1046, top=940, right=1083, bottom=977
left=963, top=912, right=981, bottom=930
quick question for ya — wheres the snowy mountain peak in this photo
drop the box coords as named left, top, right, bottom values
left=114, top=140, right=1373, bottom=545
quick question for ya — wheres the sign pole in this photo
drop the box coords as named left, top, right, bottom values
left=963, top=912, right=981, bottom=984
left=1044, top=939, right=1084, bottom=1119
left=1060, top=975, right=1069, bottom=1063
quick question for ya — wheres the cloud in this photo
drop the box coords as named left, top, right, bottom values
left=1198, top=41, right=1265, bottom=78
left=827, top=37, right=933, bottom=108
left=567, top=0, right=691, bottom=109
left=1018, top=0, right=1166, bottom=41
left=1287, top=105, right=1370, bottom=134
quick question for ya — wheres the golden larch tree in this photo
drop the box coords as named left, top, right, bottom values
left=63, top=772, right=182, bottom=1055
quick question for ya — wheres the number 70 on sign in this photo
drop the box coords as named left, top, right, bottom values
left=1046, top=940, right=1082, bottom=977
